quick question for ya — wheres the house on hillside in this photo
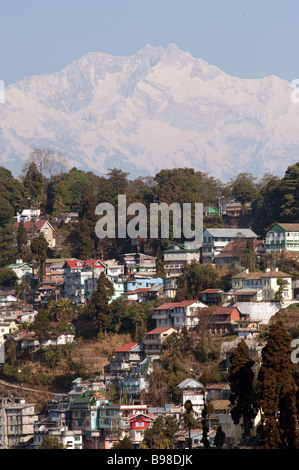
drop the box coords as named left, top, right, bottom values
left=163, top=244, right=200, bottom=278
left=63, top=259, right=106, bottom=304
left=214, top=239, right=266, bottom=266
left=122, top=285, right=164, bottom=303
left=109, top=342, right=145, bottom=374
left=205, top=306, right=241, bottom=335
left=152, top=300, right=208, bottom=330
left=14, top=220, right=56, bottom=248
left=266, top=223, right=299, bottom=253
left=201, top=289, right=223, bottom=305
left=203, top=206, right=220, bottom=217
left=177, top=378, right=205, bottom=417
left=118, top=252, right=156, bottom=276
left=225, top=268, right=294, bottom=302
left=143, top=327, right=176, bottom=356
left=7, top=260, right=33, bottom=281
left=128, top=414, right=154, bottom=448
left=202, top=228, right=257, bottom=263
left=15, top=208, right=41, bottom=223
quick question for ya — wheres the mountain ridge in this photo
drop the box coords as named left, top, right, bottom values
left=0, top=43, right=298, bottom=181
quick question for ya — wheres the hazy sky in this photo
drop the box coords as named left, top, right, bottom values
left=1, top=0, right=298, bottom=85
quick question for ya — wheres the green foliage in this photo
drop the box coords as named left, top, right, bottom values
left=274, top=278, right=289, bottom=308
left=141, top=415, right=178, bottom=449
left=22, top=162, right=43, bottom=204
left=258, top=320, right=298, bottom=449
left=40, top=437, right=64, bottom=449
left=16, top=220, right=28, bottom=254
left=90, top=272, right=114, bottom=333
left=0, top=267, right=18, bottom=286
left=1, top=364, right=33, bottom=383
left=230, top=172, right=259, bottom=208
left=0, top=224, right=18, bottom=266
left=279, top=162, right=299, bottom=221
left=31, top=233, right=48, bottom=263
left=113, top=436, right=133, bottom=449
left=42, top=345, right=65, bottom=368
left=227, top=339, right=259, bottom=438
left=29, top=308, right=51, bottom=339
left=176, top=261, right=223, bottom=300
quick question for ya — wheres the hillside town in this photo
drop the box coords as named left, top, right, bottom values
left=0, top=160, right=298, bottom=450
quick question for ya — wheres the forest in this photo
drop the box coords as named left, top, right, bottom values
left=0, top=148, right=298, bottom=268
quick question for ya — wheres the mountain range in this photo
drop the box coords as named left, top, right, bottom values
left=0, top=43, right=298, bottom=181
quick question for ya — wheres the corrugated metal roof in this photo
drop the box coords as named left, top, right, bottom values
left=204, top=228, right=257, bottom=237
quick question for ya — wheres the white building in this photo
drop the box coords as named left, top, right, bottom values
left=177, top=378, right=205, bottom=418
left=163, top=244, right=200, bottom=278
left=33, top=425, right=83, bottom=449
left=266, top=223, right=299, bottom=253
left=202, top=228, right=257, bottom=262
left=15, top=208, right=40, bottom=223
left=7, top=260, right=33, bottom=281
left=152, top=300, right=208, bottom=330
left=0, top=397, right=38, bottom=449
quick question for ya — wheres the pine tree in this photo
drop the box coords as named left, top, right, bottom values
left=90, top=272, right=114, bottom=333
left=17, top=220, right=27, bottom=254
left=22, top=162, right=43, bottom=204
left=258, top=320, right=298, bottom=448
left=214, top=425, right=226, bottom=448
left=227, top=339, right=259, bottom=439
left=77, top=188, right=98, bottom=258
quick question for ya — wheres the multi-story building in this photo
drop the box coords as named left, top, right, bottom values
left=128, top=414, right=154, bottom=449
left=163, top=244, right=200, bottom=278
left=14, top=220, right=56, bottom=248
left=109, top=342, right=145, bottom=374
left=7, top=259, right=33, bottom=281
left=228, top=269, right=293, bottom=302
left=202, top=228, right=257, bottom=263
left=44, top=258, right=68, bottom=284
left=266, top=223, right=299, bottom=253
left=0, top=396, right=38, bottom=449
left=33, top=424, right=83, bottom=449
left=152, top=300, right=208, bottom=330
left=63, top=259, right=106, bottom=304
left=118, top=252, right=156, bottom=277
left=143, top=327, right=176, bottom=356
left=177, top=378, right=205, bottom=418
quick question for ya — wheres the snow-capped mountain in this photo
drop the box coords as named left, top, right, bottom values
left=0, top=43, right=298, bottom=181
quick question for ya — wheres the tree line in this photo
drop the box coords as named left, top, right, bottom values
left=0, top=148, right=298, bottom=267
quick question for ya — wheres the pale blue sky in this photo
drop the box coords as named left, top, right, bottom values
left=0, top=0, right=298, bottom=85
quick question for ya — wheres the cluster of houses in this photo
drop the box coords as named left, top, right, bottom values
left=0, top=207, right=297, bottom=448
left=0, top=372, right=259, bottom=449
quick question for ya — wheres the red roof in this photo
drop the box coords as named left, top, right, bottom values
left=233, top=291, right=259, bottom=296
left=208, top=307, right=238, bottom=315
left=15, top=220, right=48, bottom=230
left=145, top=327, right=174, bottom=335
left=64, top=259, right=105, bottom=268
left=115, top=342, right=139, bottom=352
left=201, top=289, right=222, bottom=294
left=128, top=414, right=154, bottom=423
left=126, top=288, right=152, bottom=293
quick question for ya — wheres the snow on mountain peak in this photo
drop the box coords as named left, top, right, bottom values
left=0, top=44, right=299, bottom=181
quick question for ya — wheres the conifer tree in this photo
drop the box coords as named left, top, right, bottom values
left=214, top=425, right=226, bottom=448
left=16, top=220, right=27, bottom=254
left=258, top=320, right=298, bottom=449
left=90, top=272, right=114, bottom=333
left=227, top=339, right=259, bottom=439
